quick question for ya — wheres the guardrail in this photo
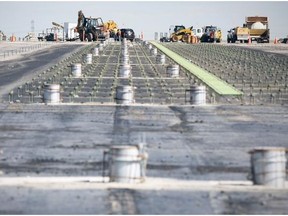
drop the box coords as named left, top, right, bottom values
left=0, top=42, right=52, bottom=61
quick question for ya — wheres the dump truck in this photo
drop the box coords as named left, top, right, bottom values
left=76, top=10, right=109, bottom=41
left=200, top=25, right=222, bottom=43
left=227, top=27, right=250, bottom=43
left=245, top=16, right=269, bottom=43
left=169, top=25, right=193, bottom=42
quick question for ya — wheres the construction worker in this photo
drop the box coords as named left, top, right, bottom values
left=113, top=27, right=118, bottom=41
left=116, top=29, right=121, bottom=41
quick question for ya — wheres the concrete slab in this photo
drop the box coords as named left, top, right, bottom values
left=0, top=42, right=287, bottom=214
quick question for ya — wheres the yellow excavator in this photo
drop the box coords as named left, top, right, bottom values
left=169, top=25, right=193, bottom=42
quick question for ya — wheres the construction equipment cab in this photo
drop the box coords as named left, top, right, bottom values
left=192, top=27, right=204, bottom=39
left=200, top=26, right=222, bottom=43
left=76, top=10, right=109, bottom=41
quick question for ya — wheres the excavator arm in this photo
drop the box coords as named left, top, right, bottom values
left=76, top=10, right=86, bottom=32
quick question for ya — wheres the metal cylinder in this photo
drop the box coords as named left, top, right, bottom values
left=150, top=48, right=157, bottom=56
left=71, top=63, right=82, bottom=78
left=122, top=38, right=127, bottom=45
left=116, top=85, right=134, bottom=104
left=108, top=145, right=147, bottom=183
left=156, top=54, right=165, bottom=64
left=92, top=47, right=99, bottom=56
left=43, top=84, right=60, bottom=104
left=82, top=53, right=92, bottom=64
left=120, top=54, right=130, bottom=64
left=166, top=64, right=179, bottom=77
left=121, top=46, right=128, bottom=55
left=119, top=64, right=131, bottom=78
left=190, top=85, right=206, bottom=105
left=98, top=43, right=104, bottom=52
left=250, top=147, right=287, bottom=188
left=101, top=40, right=106, bottom=47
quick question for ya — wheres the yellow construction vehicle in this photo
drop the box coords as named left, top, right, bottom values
left=169, top=25, right=193, bottom=42
left=245, top=16, right=270, bottom=43
left=104, top=20, right=118, bottom=38
left=227, top=27, right=250, bottom=43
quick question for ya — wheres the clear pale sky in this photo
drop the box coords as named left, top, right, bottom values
left=0, top=1, right=287, bottom=40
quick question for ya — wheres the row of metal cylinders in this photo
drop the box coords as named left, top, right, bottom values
left=67, top=39, right=182, bottom=105
left=103, top=145, right=287, bottom=187
left=95, top=41, right=288, bottom=186
left=40, top=40, right=207, bottom=105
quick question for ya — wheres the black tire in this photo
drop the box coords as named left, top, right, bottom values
left=87, top=33, right=93, bottom=42
left=200, top=35, right=207, bottom=43
left=79, top=32, right=84, bottom=41
left=171, top=35, right=179, bottom=42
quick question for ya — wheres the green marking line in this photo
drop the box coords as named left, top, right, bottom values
left=150, top=42, right=243, bottom=96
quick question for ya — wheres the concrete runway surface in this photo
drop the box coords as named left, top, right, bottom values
left=0, top=41, right=287, bottom=214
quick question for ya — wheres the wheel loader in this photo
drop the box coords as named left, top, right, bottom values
left=169, top=25, right=194, bottom=42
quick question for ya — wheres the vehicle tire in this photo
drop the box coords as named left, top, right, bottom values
left=200, top=35, right=206, bottom=43
left=79, top=32, right=84, bottom=41
left=94, top=33, right=99, bottom=41
left=171, top=35, right=179, bottom=42
left=87, top=33, right=93, bottom=42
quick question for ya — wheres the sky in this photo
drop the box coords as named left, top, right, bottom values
left=0, top=1, right=288, bottom=40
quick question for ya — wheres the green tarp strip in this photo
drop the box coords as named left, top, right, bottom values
left=150, top=42, right=243, bottom=96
